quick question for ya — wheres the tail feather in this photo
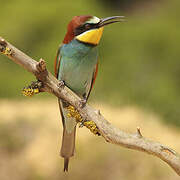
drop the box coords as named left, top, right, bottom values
left=61, top=127, right=76, bottom=157
left=64, top=158, right=69, bottom=172
left=58, top=99, right=77, bottom=172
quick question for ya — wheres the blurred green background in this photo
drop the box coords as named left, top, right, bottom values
left=1, top=0, right=180, bottom=127
left=0, top=0, right=180, bottom=179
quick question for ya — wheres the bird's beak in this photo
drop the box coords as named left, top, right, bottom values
left=98, top=16, right=125, bottom=28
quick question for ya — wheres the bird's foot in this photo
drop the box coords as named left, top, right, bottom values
left=79, top=121, right=84, bottom=128
left=58, top=80, right=65, bottom=89
left=78, top=98, right=87, bottom=108
left=22, top=80, right=42, bottom=97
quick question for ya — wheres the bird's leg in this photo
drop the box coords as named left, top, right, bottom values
left=22, top=80, right=43, bottom=97
left=78, top=94, right=87, bottom=108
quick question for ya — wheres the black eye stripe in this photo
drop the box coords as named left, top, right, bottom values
left=84, top=23, right=91, bottom=29
left=74, top=23, right=98, bottom=36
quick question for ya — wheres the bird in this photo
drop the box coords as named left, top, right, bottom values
left=54, top=15, right=124, bottom=172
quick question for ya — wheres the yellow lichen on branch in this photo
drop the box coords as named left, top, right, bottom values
left=67, top=105, right=100, bottom=135
left=22, top=86, right=39, bottom=97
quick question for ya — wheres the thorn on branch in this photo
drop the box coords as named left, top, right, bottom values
left=95, top=109, right=101, bottom=115
left=136, top=127, right=143, bottom=138
left=105, top=137, right=111, bottom=143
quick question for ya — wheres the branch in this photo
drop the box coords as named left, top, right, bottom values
left=1, top=37, right=180, bottom=176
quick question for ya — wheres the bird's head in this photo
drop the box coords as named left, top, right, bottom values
left=63, top=15, right=125, bottom=45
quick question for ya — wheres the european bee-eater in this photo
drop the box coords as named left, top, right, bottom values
left=54, top=15, right=124, bottom=171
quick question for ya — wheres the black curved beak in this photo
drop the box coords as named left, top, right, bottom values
left=98, top=16, right=125, bottom=28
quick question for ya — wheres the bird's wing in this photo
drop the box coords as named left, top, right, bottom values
left=54, top=44, right=63, bottom=78
left=86, top=61, right=99, bottom=100
left=55, top=44, right=76, bottom=172
left=91, top=62, right=99, bottom=90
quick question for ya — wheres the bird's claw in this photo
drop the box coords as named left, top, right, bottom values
left=58, top=80, right=65, bottom=88
left=79, top=122, right=84, bottom=128
left=78, top=98, right=87, bottom=108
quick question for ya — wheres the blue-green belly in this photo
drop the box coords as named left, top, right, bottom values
left=58, top=40, right=98, bottom=97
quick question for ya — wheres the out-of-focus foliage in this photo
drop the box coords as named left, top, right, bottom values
left=0, top=100, right=180, bottom=180
left=99, top=0, right=162, bottom=11
left=0, top=0, right=180, bottom=127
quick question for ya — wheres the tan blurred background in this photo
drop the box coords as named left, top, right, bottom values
left=0, top=0, right=180, bottom=179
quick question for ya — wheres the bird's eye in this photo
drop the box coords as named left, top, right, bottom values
left=75, top=23, right=93, bottom=36
left=84, top=23, right=91, bottom=29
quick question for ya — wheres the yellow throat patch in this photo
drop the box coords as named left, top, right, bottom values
left=76, top=27, right=104, bottom=45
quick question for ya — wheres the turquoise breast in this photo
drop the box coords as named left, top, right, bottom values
left=58, top=40, right=98, bottom=97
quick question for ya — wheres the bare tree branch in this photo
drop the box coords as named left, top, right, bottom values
left=0, top=36, right=180, bottom=176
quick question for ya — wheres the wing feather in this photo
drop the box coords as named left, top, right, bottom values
left=91, top=62, right=99, bottom=90
left=54, top=44, right=63, bottom=78
left=86, top=61, right=99, bottom=100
